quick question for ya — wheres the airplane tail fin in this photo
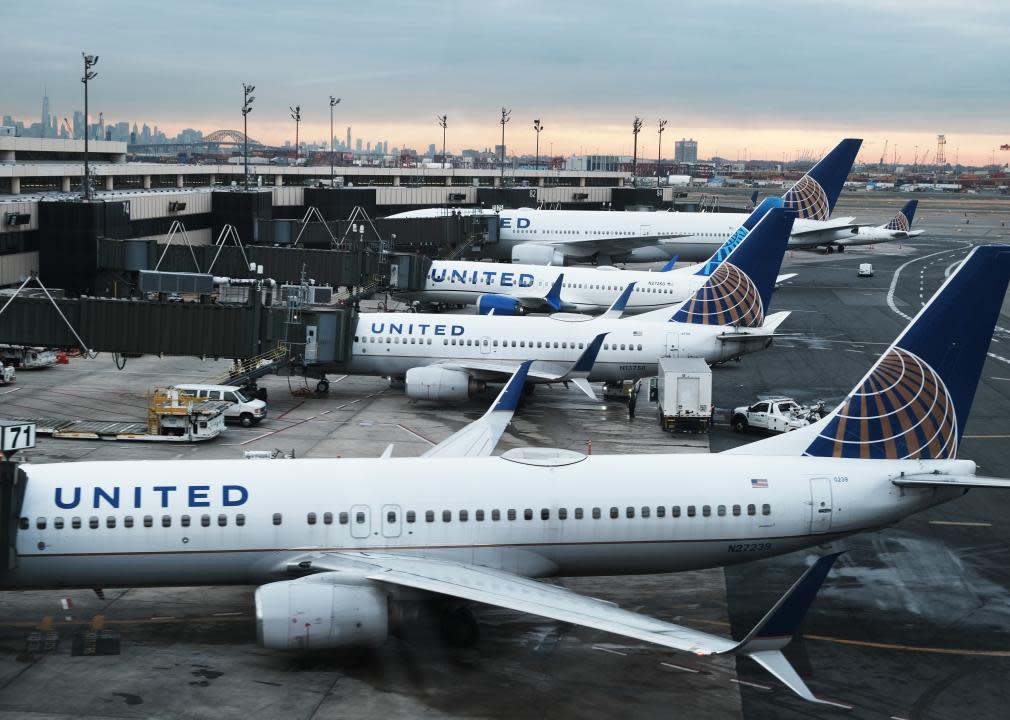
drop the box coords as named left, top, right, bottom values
left=659, top=255, right=680, bottom=272
left=694, top=197, right=783, bottom=278
left=882, top=200, right=918, bottom=231
left=731, top=245, right=1010, bottom=459
left=671, top=207, right=795, bottom=327
left=544, top=274, right=564, bottom=311
left=782, top=139, right=861, bottom=220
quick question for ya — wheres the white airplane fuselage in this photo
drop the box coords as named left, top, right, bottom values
left=405, top=260, right=705, bottom=314
left=4, top=455, right=970, bottom=590
left=494, top=208, right=853, bottom=262
left=343, top=310, right=779, bottom=382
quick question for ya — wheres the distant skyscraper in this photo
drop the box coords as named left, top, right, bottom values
left=428, top=143, right=436, bottom=156
left=73, top=111, right=85, bottom=140
left=41, top=90, right=50, bottom=138
left=355, top=138, right=362, bottom=152
left=346, top=126, right=351, bottom=150
left=383, top=140, right=388, bottom=154
left=675, top=138, right=698, bottom=164
left=2, top=115, right=13, bottom=128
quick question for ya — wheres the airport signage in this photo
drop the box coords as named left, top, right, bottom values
left=0, top=421, right=36, bottom=454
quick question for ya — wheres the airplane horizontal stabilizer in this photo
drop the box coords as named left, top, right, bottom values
left=892, top=473, right=1010, bottom=489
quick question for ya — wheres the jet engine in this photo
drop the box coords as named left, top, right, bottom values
left=405, top=366, right=483, bottom=401
left=477, top=294, right=523, bottom=316
left=255, top=579, right=388, bottom=650
left=511, top=244, right=565, bottom=266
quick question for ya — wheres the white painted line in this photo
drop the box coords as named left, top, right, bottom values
left=929, top=520, right=992, bottom=527
left=730, top=678, right=771, bottom=690
left=660, top=661, right=699, bottom=674
left=593, top=646, right=628, bottom=656
left=0, top=387, right=21, bottom=395
left=887, top=245, right=971, bottom=322
left=212, top=611, right=243, bottom=617
left=396, top=423, right=436, bottom=446
left=239, top=431, right=276, bottom=446
left=150, top=616, right=176, bottom=621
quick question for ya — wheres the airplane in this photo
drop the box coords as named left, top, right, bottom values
left=336, top=206, right=794, bottom=401
left=5, top=243, right=1009, bottom=707
left=397, top=198, right=786, bottom=316
left=825, top=199, right=923, bottom=250
left=387, top=139, right=863, bottom=263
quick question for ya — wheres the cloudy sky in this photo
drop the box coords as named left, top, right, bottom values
left=6, top=0, right=1010, bottom=164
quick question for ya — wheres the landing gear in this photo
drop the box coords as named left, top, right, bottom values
left=316, top=378, right=330, bottom=394
left=836, top=244, right=846, bottom=253
left=440, top=606, right=480, bottom=647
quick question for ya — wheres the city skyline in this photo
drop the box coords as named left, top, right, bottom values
left=5, top=1, right=1010, bottom=165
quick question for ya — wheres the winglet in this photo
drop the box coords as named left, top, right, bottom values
left=659, top=256, right=679, bottom=272
left=491, top=360, right=532, bottom=412
left=599, top=282, right=636, bottom=319
left=544, top=274, right=564, bottom=311
left=729, top=553, right=849, bottom=708
left=570, top=332, right=608, bottom=374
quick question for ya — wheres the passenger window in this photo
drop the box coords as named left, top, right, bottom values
left=541, top=508, right=550, bottom=520
left=307, top=512, right=317, bottom=525
left=656, top=506, right=666, bottom=518
left=200, top=514, right=210, bottom=527
left=508, top=509, right=517, bottom=521
left=338, top=512, right=349, bottom=524
left=54, top=517, right=65, bottom=529
left=524, top=509, right=533, bottom=520
left=641, top=506, right=650, bottom=518
left=89, top=516, right=99, bottom=529
left=162, top=515, right=171, bottom=528
left=218, top=514, right=227, bottom=527
left=718, top=505, right=726, bottom=517
left=592, top=507, right=601, bottom=519
left=762, top=504, right=772, bottom=516
left=72, top=516, right=82, bottom=529
left=626, top=507, right=635, bottom=518
left=324, top=512, right=333, bottom=525
left=476, top=509, right=485, bottom=521
left=687, top=505, right=696, bottom=517
left=459, top=510, right=468, bottom=522
left=492, top=509, right=501, bottom=521
left=273, top=513, right=283, bottom=526
left=558, top=508, right=568, bottom=520
left=36, top=517, right=46, bottom=530
left=732, top=505, right=741, bottom=516
left=406, top=511, right=416, bottom=523
left=236, top=514, right=246, bottom=526
left=747, top=504, right=756, bottom=516
left=106, top=516, right=115, bottom=529
left=425, top=511, right=435, bottom=522
left=355, top=512, right=365, bottom=524
left=574, top=508, right=584, bottom=519
left=442, top=510, right=452, bottom=522
left=702, top=505, right=711, bottom=517
left=181, top=515, right=190, bottom=527
left=610, top=507, right=619, bottom=519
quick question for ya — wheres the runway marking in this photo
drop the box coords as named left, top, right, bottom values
left=212, top=611, right=243, bottom=617
left=593, top=646, right=628, bottom=656
left=803, top=634, right=1010, bottom=657
left=989, top=377, right=1010, bottom=381
left=886, top=244, right=971, bottom=322
left=730, top=678, right=770, bottom=690
left=660, top=661, right=699, bottom=674
left=0, top=387, right=21, bottom=395
left=150, top=615, right=175, bottom=621
left=276, top=401, right=304, bottom=419
left=928, top=520, right=992, bottom=527
left=963, top=434, right=1010, bottom=438
left=396, top=423, right=436, bottom=446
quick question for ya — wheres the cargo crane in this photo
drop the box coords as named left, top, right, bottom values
left=878, top=139, right=888, bottom=169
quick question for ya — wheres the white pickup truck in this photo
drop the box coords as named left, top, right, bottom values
left=0, top=366, right=14, bottom=385
left=731, top=397, right=815, bottom=434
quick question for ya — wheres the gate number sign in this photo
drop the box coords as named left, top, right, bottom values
left=0, top=421, right=36, bottom=453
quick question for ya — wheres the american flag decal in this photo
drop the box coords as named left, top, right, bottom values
left=751, top=478, right=769, bottom=489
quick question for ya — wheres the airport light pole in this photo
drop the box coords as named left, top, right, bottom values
left=437, top=114, right=447, bottom=170
left=289, top=105, right=301, bottom=163
left=499, top=107, right=511, bottom=181
left=533, top=118, right=544, bottom=170
left=657, top=119, right=667, bottom=182
left=631, top=116, right=643, bottom=187
left=329, top=96, right=341, bottom=186
left=81, top=52, right=98, bottom=201
left=242, top=84, right=255, bottom=191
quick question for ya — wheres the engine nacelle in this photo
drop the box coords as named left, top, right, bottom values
left=255, top=579, right=388, bottom=650
left=477, top=294, right=523, bottom=316
left=405, top=366, right=482, bottom=401
left=511, top=243, right=565, bottom=266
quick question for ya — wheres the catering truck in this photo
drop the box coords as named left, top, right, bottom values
left=651, top=357, right=712, bottom=433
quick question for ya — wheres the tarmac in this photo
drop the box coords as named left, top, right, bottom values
left=1, top=189, right=1010, bottom=718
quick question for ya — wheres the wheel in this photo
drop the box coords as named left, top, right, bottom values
left=316, top=379, right=330, bottom=394
left=440, top=606, right=479, bottom=647
left=239, top=413, right=254, bottom=428
left=836, top=244, right=846, bottom=253
left=731, top=415, right=749, bottom=433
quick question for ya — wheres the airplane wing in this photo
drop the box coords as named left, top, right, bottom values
left=786, top=217, right=858, bottom=248
left=547, top=234, right=693, bottom=259
left=716, top=311, right=791, bottom=342
left=290, top=551, right=846, bottom=707
left=422, top=361, right=531, bottom=459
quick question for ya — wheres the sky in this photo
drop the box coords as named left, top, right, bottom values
left=6, top=0, right=1010, bottom=165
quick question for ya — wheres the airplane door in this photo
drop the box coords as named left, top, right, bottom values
left=350, top=504, right=371, bottom=539
left=808, top=477, right=833, bottom=533
left=381, top=504, right=402, bottom=538
left=640, top=223, right=652, bottom=239
left=480, top=336, right=492, bottom=355
left=664, top=333, right=680, bottom=358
